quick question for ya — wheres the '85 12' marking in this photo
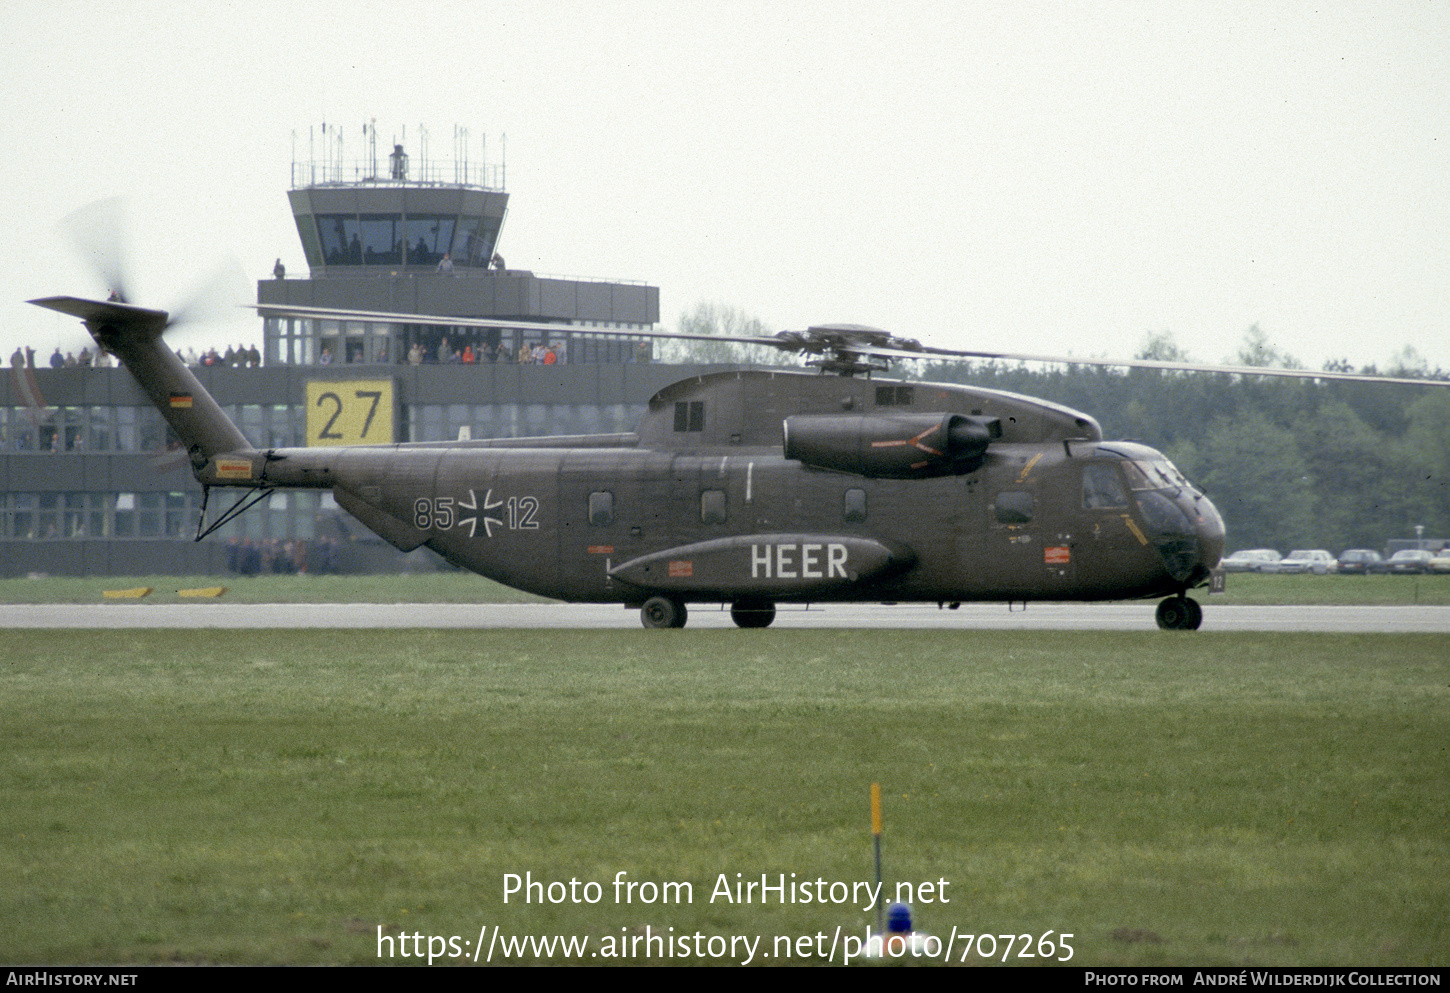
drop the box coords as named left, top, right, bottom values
left=414, top=489, right=538, bottom=538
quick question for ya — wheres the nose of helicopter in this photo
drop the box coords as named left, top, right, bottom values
left=1138, top=487, right=1226, bottom=588
left=1188, top=492, right=1226, bottom=577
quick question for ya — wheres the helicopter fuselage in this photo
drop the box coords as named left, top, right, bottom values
left=249, top=369, right=1225, bottom=609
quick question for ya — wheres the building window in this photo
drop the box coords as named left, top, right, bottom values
left=6, top=493, right=37, bottom=539
left=63, top=493, right=86, bottom=538
left=137, top=493, right=163, bottom=537
left=112, top=493, right=135, bottom=536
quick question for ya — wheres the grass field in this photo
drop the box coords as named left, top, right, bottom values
left=2, top=570, right=1448, bottom=605
left=1, top=628, right=1444, bottom=966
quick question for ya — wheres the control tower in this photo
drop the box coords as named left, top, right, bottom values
left=257, top=124, right=659, bottom=365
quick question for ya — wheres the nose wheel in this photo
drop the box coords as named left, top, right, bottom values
left=1155, top=595, right=1203, bottom=630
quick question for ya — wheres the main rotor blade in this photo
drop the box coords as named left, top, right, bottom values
left=252, top=303, right=1448, bottom=387
left=911, top=344, right=1450, bottom=388
left=250, top=303, right=796, bottom=349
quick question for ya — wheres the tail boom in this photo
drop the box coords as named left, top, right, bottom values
left=29, top=296, right=257, bottom=480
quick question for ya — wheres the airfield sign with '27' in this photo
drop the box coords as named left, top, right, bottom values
left=305, top=380, right=395, bottom=446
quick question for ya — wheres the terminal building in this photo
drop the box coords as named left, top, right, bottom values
left=1, top=128, right=701, bottom=576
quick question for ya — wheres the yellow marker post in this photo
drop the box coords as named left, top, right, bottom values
left=102, top=587, right=152, bottom=599
left=871, top=782, right=884, bottom=934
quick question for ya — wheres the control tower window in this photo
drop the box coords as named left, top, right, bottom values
left=406, top=216, right=456, bottom=266
left=296, top=217, right=324, bottom=268
left=453, top=215, right=500, bottom=267
left=317, top=215, right=360, bottom=265
left=360, top=215, right=401, bottom=265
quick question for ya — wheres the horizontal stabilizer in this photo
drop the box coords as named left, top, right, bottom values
left=29, top=296, right=169, bottom=333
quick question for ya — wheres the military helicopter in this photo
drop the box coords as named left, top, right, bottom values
left=28, top=294, right=1447, bottom=630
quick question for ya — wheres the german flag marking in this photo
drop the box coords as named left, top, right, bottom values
left=169, top=394, right=193, bottom=408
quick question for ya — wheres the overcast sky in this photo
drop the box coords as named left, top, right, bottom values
left=4, top=0, right=1447, bottom=373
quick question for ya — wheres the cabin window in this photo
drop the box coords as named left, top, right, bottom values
left=673, top=401, right=704, bottom=432
left=589, top=491, right=614, bottom=526
left=1082, top=464, right=1128, bottom=509
left=875, top=386, right=914, bottom=406
left=994, top=491, right=1033, bottom=524
left=844, top=488, right=868, bottom=522
left=700, top=489, right=727, bottom=524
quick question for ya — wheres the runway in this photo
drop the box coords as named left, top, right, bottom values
left=3, top=601, right=1448, bottom=631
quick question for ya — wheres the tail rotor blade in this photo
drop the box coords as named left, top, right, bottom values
left=59, top=197, right=133, bottom=304
left=166, top=260, right=249, bottom=332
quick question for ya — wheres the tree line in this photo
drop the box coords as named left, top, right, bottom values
left=913, top=329, right=1450, bottom=553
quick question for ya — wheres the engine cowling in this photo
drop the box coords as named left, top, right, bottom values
left=782, top=412, right=1000, bottom=478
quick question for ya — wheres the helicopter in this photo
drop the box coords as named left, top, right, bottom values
left=27, top=294, right=1448, bottom=630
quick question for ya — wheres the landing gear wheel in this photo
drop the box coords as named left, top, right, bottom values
left=641, top=596, right=687, bottom=629
left=730, top=599, right=776, bottom=628
left=1155, top=595, right=1202, bottom=631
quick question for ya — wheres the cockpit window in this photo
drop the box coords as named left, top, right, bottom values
left=1083, top=464, right=1129, bottom=509
left=1123, top=459, right=1185, bottom=494
left=1121, top=461, right=1151, bottom=490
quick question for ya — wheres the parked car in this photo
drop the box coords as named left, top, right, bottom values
left=1221, top=549, right=1282, bottom=573
left=1337, top=549, right=1387, bottom=575
left=1428, top=549, right=1450, bottom=574
left=1386, top=549, right=1435, bottom=574
left=1269, top=549, right=1338, bottom=574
